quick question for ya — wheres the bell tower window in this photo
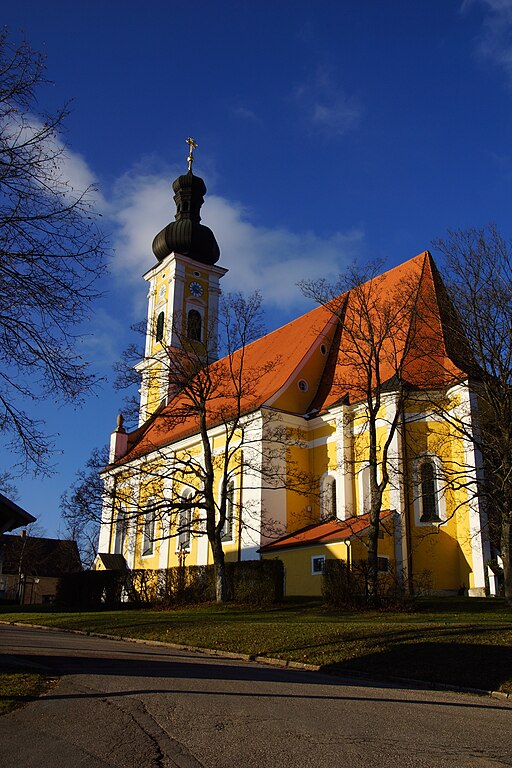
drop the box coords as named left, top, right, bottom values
left=155, top=311, right=165, bottom=343
left=187, top=309, right=202, bottom=342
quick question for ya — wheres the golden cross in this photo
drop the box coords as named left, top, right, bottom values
left=186, top=137, right=198, bottom=171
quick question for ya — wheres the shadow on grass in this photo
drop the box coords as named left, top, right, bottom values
left=322, top=642, right=512, bottom=693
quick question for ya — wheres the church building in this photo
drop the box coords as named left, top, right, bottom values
left=96, top=144, right=492, bottom=599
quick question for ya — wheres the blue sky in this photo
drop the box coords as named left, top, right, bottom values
left=2, top=0, right=512, bottom=538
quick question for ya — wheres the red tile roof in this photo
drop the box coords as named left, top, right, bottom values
left=259, top=510, right=395, bottom=552
left=111, top=251, right=468, bottom=466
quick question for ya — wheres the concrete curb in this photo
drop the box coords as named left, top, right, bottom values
left=2, top=620, right=509, bottom=702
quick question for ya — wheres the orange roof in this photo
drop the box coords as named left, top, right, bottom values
left=259, top=510, right=395, bottom=552
left=112, top=250, right=468, bottom=466
left=117, top=302, right=336, bottom=464
left=318, top=251, right=466, bottom=411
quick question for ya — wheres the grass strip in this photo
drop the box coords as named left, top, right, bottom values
left=1, top=597, right=511, bottom=694
left=0, top=666, right=55, bottom=716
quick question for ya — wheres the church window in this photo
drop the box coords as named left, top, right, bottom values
left=377, top=556, right=389, bottom=573
left=312, top=555, right=326, bottom=575
left=114, top=507, right=128, bottom=555
left=221, top=480, right=235, bottom=541
left=298, top=379, right=308, bottom=392
left=178, top=489, right=193, bottom=550
left=320, top=344, right=327, bottom=355
left=187, top=309, right=202, bottom=342
left=321, top=475, right=337, bottom=519
left=156, top=311, right=165, bottom=342
left=360, top=465, right=372, bottom=514
left=142, top=500, right=156, bottom=556
left=420, top=460, right=439, bottom=522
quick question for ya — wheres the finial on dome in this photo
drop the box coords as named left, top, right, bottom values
left=186, top=137, right=198, bottom=172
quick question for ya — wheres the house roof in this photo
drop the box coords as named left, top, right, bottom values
left=0, top=493, right=36, bottom=534
left=110, top=250, right=468, bottom=467
left=0, top=534, right=82, bottom=577
left=95, top=553, right=128, bottom=570
left=259, top=510, right=395, bottom=552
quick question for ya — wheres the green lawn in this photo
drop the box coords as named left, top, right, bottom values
left=1, top=598, right=511, bottom=695
left=0, top=664, right=55, bottom=716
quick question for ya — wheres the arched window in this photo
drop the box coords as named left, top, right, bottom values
left=360, top=465, right=371, bottom=514
left=178, top=489, right=193, bottom=550
left=187, top=309, right=202, bottom=341
left=142, top=500, right=156, bottom=556
left=221, top=480, right=235, bottom=541
left=321, top=475, right=337, bottom=519
left=155, top=311, right=165, bottom=342
left=114, top=507, right=127, bottom=555
left=420, top=460, right=439, bottom=522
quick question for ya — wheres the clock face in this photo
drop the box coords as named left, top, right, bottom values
left=189, top=281, right=204, bottom=297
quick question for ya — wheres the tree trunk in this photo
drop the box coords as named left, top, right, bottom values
left=501, top=515, right=512, bottom=606
left=367, top=503, right=380, bottom=606
left=211, top=534, right=228, bottom=603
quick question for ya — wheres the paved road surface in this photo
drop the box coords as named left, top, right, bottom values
left=0, top=623, right=511, bottom=768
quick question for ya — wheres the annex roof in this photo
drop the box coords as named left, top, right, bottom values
left=95, top=553, right=128, bottom=571
left=259, top=510, right=395, bottom=552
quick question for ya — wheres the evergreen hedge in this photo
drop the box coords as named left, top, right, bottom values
left=56, top=559, right=284, bottom=609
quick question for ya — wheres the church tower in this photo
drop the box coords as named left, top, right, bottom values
left=136, top=139, right=227, bottom=424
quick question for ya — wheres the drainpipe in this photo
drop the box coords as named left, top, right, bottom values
left=345, top=539, right=351, bottom=577
left=400, top=403, right=414, bottom=595
left=237, top=454, right=243, bottom=563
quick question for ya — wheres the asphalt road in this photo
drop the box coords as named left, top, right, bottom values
left=0, top=623, right=511, bottom=768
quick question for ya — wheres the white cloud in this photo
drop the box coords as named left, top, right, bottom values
left=202, top=195, right=363, bottom=310
left=232, top=106, right=259, bottom=122
left=107, top=168, right=364, bottom=316
left=463, top=0, right=512, bottom=80
left=294, top=69, right=361, bottom=137
left=5, top=113, right=106, bottom=211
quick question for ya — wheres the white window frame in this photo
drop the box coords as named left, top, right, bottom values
left=320, top=472, right=337, bottom=520
left=412, top=454, right=446, bottom=526
left=114, top=506, right=128, bottom=555
left=220, top=479, right=235, bottom=542
left=177, top=488, right=194, bottom=551
left=358, top=464, right=371, bottom=515
left=142, top=498, right=157, bottom=557
left=311, top=555, right=326, bottom=575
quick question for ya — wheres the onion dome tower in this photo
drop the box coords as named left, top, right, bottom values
left=152, top=166, right=220, bottom=265
left=136, top=139, right=227, bottom=425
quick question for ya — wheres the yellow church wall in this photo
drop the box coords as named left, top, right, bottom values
left=405, top=415, right=476, bottom=592
left=145, top=363, right=164, bottom=420
left=285, top=442, right=316, bottom=531
left=104, top=475, right=135, bottom=555
left=351, top=419, right=391, bottom=515
left=271, top=330, right=336, bottom=414
left=264, top=542, right=348, bottom=597
left=307, top=431, right=337, bottom=518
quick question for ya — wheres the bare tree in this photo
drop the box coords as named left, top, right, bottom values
left=60, top=445, right=109, bottom=568
left=302, top=261, right=431, bottom=603
left=432, top=226, right=512, bottom=604
left=0, top=32, right=107, bottom=472
left=107, top=291, right=313, bottom=602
